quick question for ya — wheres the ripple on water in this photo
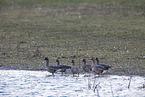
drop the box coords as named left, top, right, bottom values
left=0, top=70, right=145, bottom=97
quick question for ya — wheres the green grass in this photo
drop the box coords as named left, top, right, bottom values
left=0, top=0, right=145, bottom=76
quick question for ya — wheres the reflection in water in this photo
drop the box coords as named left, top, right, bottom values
left=0, top=70, right=144, bottom=96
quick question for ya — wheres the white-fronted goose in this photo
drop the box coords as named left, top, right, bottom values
left=71, top=60, right=80, bottom=77
left=44, top=57, right=63, bottom=76
left=95, top=57, right=111, bottom=72
left=82, top=59, right=92, bottom=76
left=56, top=59, right=71, bottom=75
left=90, top=57, right=104, bottom=76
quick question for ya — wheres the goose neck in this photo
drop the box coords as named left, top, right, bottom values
left=91, top=60, right=95, bottom=67
left=46, top=60, right=49, bottom=66
left=83, top=61, right=86, bottom=66
left=72, top=62, right=75, bottom=66
left=96, top=59, right=99, bottom=65
left=57, top=60, right=60, bottom=65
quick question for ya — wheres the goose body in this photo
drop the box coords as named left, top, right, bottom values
left=71, top=60, right=80, bottom=77
left=91, top=57, right=104, bottom=76
left=82, top=59, right=92, bottom=75
left=56, top=59, right=71, bottom=75
left=95, top=57, right=111, bottom=71
left=44, top=57, right=63, bottom=76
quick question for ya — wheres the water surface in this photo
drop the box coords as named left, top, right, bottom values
left=0, top=70, right=144, bottom=96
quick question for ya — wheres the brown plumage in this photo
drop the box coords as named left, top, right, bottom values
left=95, top=57, right=111, bottom=72
left=44, top=57, right=63, bottom=76
left=82, top=59, right=92, bottom=76
left=71, top=60, right=80, bottom=77
left=90, top=57, right=104, bottom=76
left=56, top=59, right=71, bottom=75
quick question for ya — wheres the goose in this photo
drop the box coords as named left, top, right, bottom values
left=71, top=60, right=80, bottom=77
left=95, top=57, right=111, bottom=72
left=90, top=57, right=104, bottom=76
left=56, top=59, right=71, bottom=75
left=44, top=57, right=63, bottom=76
left=82, top=59, right=92, bottom=76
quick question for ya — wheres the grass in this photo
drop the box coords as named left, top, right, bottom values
left=0, top=0, right=145, bottom=76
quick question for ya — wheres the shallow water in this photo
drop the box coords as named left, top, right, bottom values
left=0, top=70, right=144, bottom=97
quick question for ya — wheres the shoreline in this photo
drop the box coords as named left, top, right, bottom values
left=0, top=66, right=144, bottom=77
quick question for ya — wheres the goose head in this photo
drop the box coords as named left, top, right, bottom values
left=56, top=59, right=60, bottom=65
left=90, top=57, right=95, bottom=61
left=56, top=59, right=60, bottom=62
left=71, top=60, right=75, bottom=65
left=44, top=57, right=49, bottom=66
left=95, top=57, right=99, bottom=61
left=44, top=57, right=49, bottom=61
left=82, top=59, right=86, bottom=62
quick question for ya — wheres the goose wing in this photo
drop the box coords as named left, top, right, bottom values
left=93, top=65, right=104, bottom=74
left=71, top=66, right=79, bottom=74
left=59, top=65, right=71, bottom=69
left=98, top=64, right=111, bottom=70
left=83, top=64, right=92, bottom=72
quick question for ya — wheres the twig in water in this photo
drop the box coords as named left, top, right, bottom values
left=93, top=82, right=100, bottom=92
left=93, top=82, right=101, bottom=97
left=93, top=78, right=96, bottom=89
left=128, top=76, right=132, bottom=89
left=88, top=78, right=91, bottom=89
left=143, top=84, right=145, bottom=88
left=109, top=81, right=114, bottom=97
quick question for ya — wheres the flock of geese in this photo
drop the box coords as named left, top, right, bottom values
left=44, top=57, right=111, bottom=77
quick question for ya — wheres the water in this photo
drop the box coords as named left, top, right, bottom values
left=0, top=70, right=144, bottom=97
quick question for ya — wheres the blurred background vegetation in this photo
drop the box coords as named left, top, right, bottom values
left=0, top=0, right=145, bottom=75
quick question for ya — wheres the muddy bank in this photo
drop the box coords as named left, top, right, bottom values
left=0, top=65, right=144, bottom=77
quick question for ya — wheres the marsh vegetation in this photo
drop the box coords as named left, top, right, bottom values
left=0, top=0, right=145, bottom=75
